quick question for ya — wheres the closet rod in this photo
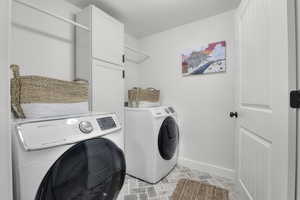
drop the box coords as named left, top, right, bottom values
left=14, top=0, right=90, bottom=31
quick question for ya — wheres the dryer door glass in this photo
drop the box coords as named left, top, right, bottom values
left=35, top=138, right=126, bottom=200
left=158, top=116, right=179, bottom=160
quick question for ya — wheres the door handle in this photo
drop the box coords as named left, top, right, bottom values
left=290, top=90, right=300, bottom=108
left=229, top=112, right=238, bottom=118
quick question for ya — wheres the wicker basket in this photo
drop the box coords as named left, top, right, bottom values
left=10, top=65, right=88, bottom=118
left=128, top=87, right=160, bottom=107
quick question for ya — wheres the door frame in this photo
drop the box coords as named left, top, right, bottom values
left=288, top=0, right=297, bottom=199
left=234, top=0, right=297, bottom=199
left=296, top=0, right=300, bottom=199
left=0, top=0, right=13, bottom=199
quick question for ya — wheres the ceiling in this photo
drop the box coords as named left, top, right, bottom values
left=67, top=0, right=241, bottom=38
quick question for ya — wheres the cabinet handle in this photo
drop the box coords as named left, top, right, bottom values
left=229, top=112, right=238, bottom=118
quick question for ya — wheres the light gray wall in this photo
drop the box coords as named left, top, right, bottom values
left=139, top=10, right=237, bottom=172
left=124, top=34, right=141, bottom=101
left=11, top=0, right=81, bottom=81
left=0, top=0, right=13, bottom=199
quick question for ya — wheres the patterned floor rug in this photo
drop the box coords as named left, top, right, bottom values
left=171, top=179, right=228, bottom=200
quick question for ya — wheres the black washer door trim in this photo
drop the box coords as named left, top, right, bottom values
left=158, top=117, right=179, bottom=160
left=35, top=138, right=126, bottom=200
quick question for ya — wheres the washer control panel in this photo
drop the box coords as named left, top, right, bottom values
left=16, top=113, right=121, bottom=151
left=96, top=117, right=117, bottom=130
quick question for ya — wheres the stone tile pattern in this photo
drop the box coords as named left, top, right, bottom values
left=117, top=165, right=243, bottom=200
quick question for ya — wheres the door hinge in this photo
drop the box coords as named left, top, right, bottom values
left=290, top=90, right=300, bottom=108
left=122, top=55, right=125, bottom=63
left=122, top=70, right=125, bottom=79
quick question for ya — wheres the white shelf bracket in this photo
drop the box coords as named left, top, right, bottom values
left=124, top=46, right=150, bottom=64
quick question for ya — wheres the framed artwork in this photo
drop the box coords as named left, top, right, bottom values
left=181, top=41, right=226, bottom=76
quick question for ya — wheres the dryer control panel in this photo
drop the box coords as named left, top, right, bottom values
left=15, top=113, right=121, bottom=151
left=151, top=106, right=176, bottom=118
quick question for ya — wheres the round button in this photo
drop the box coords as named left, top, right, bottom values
left=79, top=121, right=93, bottom=134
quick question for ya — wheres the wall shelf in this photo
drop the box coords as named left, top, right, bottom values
left=125, top=46, right=150, bottom=64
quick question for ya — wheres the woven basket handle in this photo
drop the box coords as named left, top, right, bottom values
left=9, top=64, right=26, bottom=118
left=10, top=64, right=20, bottom=78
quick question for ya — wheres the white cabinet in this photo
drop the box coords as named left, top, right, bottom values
left=92, top=60, right=124, bottom=124
left=76, top=5, right=124, bottom=66
left=92, top=8, right=124, bottom=65
left=76, top=5, right=125, bottom=124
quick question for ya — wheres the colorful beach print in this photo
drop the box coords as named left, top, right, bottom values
left=181, top=41, right=226, bottom=76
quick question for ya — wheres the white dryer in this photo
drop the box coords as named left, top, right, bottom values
left=12, top=113, right=126, bottom=200
left=125, top=106, right=179, bottom=184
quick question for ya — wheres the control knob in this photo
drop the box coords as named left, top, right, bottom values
left=79, top=121, right=93, bottom=134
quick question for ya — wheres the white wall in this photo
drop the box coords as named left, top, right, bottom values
left=139, top=11, right=236, bottom=176
left=11, top=0, right=81, bottom=81
left=0, top=0, right=13, bottom=199
left=124, top=34, right=140, bottom=101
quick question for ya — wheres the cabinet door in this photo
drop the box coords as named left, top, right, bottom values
left=92, top=60, right=124, bottom=125
left=92, top=6, right=124, bottom=66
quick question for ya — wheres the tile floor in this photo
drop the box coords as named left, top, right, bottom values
left=118, top=165, right=243, bottom=200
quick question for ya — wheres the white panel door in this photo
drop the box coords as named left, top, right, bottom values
left=236, top=0, right=296, bottom=200
left=92, top=6, right=124, bottom=66
left=92, top=60, right=124, bottom=125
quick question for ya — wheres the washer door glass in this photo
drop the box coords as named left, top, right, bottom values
left=158, top=116, right=179, bottom=160
left=35, top=138, right=126, bottom=200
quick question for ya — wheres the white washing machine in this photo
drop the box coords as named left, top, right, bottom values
left=125, top=106, right=179, bottom=184
left=12, top=113, right=126, bottom=200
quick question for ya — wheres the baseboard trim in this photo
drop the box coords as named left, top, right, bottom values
left=178, top=157, right=236, bottom=179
